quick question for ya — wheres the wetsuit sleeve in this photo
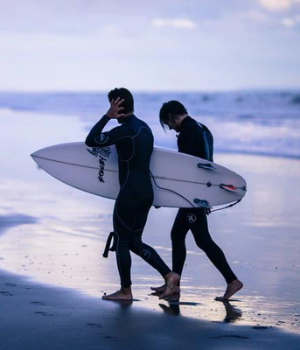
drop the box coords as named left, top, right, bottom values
left=85, top=115, right=129, bottom=147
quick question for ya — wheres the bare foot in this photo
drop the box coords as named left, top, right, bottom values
left=215, top=279, right=243, bottom=301
left=151, top=284, right=166, bottom=293
left=102, top=287, right=133, bottom=301
left=159, top=272, right=180, bottom=299
left=151, top=284, right=180, bottom=294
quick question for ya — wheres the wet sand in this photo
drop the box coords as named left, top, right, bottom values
left=0, top=109, right=300, bottom=348
left=0, top=272, right=300, bottom=350
left=1, top=266, right=300, bottom=350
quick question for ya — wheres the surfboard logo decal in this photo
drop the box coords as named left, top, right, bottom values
left=87, top=147, right=111, bottom=159
left=87, top=147, right=111, bottom=183
left=186, top=213, right=197, bottom=224
left=98, top=157, right=107, bottom=183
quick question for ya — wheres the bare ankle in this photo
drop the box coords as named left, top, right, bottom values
left=164, top=272, right=173, bottom=280
left=122, top=287, right=132, bottom=296
left=229, top=279, right=243, bottom=287
left=164, top=271, right=180, bottom=281
left=159, top=272, right=180, bottom=299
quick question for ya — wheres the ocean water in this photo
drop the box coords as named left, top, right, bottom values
left=0, top=90, right=300, bottom=159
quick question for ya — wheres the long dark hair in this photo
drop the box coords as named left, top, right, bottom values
left=159, top=100, right=187, bottom=130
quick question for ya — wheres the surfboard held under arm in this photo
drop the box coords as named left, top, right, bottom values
left=31, top=142, right=247, bottom=208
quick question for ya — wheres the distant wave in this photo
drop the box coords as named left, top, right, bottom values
left=214, top=148, right=300, bottom=160
left=1, top=91, right=299, bottom=160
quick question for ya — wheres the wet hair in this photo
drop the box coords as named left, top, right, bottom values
left=107, top=87, right=134, bottom=114
left=159, top=100, right=188, bottom=130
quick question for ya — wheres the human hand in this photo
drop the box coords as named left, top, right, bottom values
left=105, top=97, right=125, bottom=119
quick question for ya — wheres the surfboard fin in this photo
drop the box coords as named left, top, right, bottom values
left=194, top=198, right=211, bottom=209
left=197, top=163, right=216, bottom=170
left=103, top=232, right=116, bottom=258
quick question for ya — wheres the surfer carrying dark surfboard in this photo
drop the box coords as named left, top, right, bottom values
left=85, top=88, right=180, bottom=301
left=152, top=100, right=243, bottom=301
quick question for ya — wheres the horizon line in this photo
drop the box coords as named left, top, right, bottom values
left=0, top=87, right=299, bottom=94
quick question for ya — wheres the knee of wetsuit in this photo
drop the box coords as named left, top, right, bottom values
left=129, top=237, right=143, bottom=254
left=195, top=237, right=215, bottom=251
left=131, top=244, right=151, bottom=261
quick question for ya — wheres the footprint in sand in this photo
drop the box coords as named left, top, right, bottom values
left=31, top=301, right=46, bottom=306
left=103, top=336, right=118, bottom=341
left=0, top=291, right=13, bottom=296
left=34, top=311, right=54, bottom=316
left=252, top=326, right=273, bottom=330
left=86, top=323, right=103, bottom=328
left=212, top=335, right=249, bottom=339
left=5, top=283, right=16, bottom=287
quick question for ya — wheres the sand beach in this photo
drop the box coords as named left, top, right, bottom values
left=0, top=108, right=300, bottom=349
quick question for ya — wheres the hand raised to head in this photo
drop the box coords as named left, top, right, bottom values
left=106, top=97, right=126, bottom=119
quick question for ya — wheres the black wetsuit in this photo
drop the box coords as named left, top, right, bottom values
left=172, top=116, right=237, bottom=284
left=86, top=114, right=170, bottom=288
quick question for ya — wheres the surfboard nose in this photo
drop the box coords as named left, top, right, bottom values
left=30, top=149, right=45, bottom=167
left=31, top=147, right=43, bottom=158
left=30, top=150, right=41, bottom=162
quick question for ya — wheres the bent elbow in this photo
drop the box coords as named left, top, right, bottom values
left=85, top=135, right=94, bottom=147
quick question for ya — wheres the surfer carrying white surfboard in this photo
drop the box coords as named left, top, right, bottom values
left=85, top=88, right=180, bottom=301
left=151, top=100, right=243, bottom=301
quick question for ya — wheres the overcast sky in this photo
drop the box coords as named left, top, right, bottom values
left=1, top=0, right=300, bottom=91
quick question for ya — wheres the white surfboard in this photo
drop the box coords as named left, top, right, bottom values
left=31, top=142, right=247, bottom=208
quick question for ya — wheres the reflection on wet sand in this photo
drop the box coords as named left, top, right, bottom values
left=146, top=286, right=299, bottom=332
left=158, top=300, right=242, bottom=324
left=153, top=291, right=242, bottom=323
